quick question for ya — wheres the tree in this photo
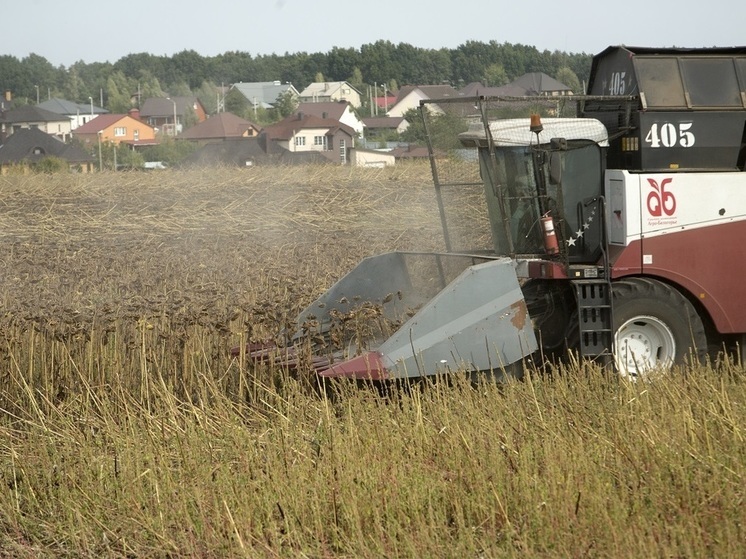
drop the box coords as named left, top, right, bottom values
left=555, top=67, right=582, bottom=94
left=182, top=105, right=199, bottom=130
left=106, top=71, right=133, bottom=113
left=224, top=87, right=250, bottom=119
left=348, top=67, right=364, bottom=91
left=22, top=53, right=61, bottom=102
left=0, top=41, right=597, bottom=115
left=114, top=53, right=166, bottom=82
left=271, top=90, right=298, bottom=120
left=483, top=63, right=509, bottom=87
left=140, top=136, right=196, bottom=166
left=62, top=65, right=85, bottom=102
left=136, top=70, right=165, bottom=99
left=168, top=81, right=193, bottom=97
left=400, top=107, right=467, bottom=150
left=209, top=51, right=255, bottom=84
left=169, top=50, right=207, bottom=89
left=360, top=40, right=399, bottom=85
left=195, top=80, right=221, bottom=115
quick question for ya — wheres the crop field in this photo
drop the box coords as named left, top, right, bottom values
left=1, top=165, right=745, bottom=558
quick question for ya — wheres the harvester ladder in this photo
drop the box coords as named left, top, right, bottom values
left=573, top=279, right=613, bottom=361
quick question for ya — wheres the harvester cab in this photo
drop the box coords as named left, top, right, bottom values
left=240, top=45, right=746, bottom=381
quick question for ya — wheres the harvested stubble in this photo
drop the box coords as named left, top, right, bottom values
left=0, top=165, right=745, bottom=558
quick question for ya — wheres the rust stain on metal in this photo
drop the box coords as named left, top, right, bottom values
left=510, top=300, right=528, bottom=330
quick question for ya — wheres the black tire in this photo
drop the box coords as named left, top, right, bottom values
left=612, top=278, right=707, bottom=378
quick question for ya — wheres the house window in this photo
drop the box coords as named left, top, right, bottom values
left=134, top=129, right=139, bottom=141
left=314, top=136, right=328, bottom=149
left=339, top=139, right=346, bottom=163
left=114, top=127, right=126, bottom=137
left=295, top=136, right=306, bottom=147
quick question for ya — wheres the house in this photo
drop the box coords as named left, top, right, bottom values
left=73, top=111, right=157, bottom=148
left=261, top=112, right=356, bottom=164
left=0, top=127, right=95, bottom=174
left=0, top=105, right=73, bottom=143
left=496, top=73, right=573, bottom=96
left=179, top=112, right=261, bottom=143
left=298, top=81, right=362, bottom=108
left=295, top=101, right=364, bottom=136
left=230, top=81, right=299, bottom=109
left=373, top=93, right=397, bottom=113
left=139, top=96, right=207, bottom=136
left=183, top=137, right=332, bottom=167
left=460, top=74, right=573, bottom=98
left=386, top=84, right=460, bottom=118
left=362, top=116, right=409, bottom=139
left=348, top=147, right=396, bottom=168
left=37, top=97, right=108, bottom=130
left=459, top=81, right=510, bottom=97
left=389, top=144, right=432, bottom=161
left=181, top=137, right=268, bottom=167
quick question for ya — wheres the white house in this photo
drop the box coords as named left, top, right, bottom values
left=349, top=147, right=396, bottom=168
left=0, top=105, right=74, bottom=143
left=298, top=81, right=362, bottom=108
left=296, top=101, right=364, bottom=137
left=37, top=97, right=107, bottom=131
left=386, top=84, right=460, bottom=118
left=262, top=112, right=357, bottom=164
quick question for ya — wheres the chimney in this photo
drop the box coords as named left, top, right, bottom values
left=128, top=107, right=141, bottom=121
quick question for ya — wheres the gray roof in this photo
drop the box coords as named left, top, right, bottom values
left=0, top=105, right=71, bottom=124
left=498, top=73, right=572, bottom=95
left=460, top=82, right=511, bottom=97
left=231, top=81, right=298, bottom=109
left=362, top=116, right=406, bottom=129
left=140, top=95, right=201, bottom=118
left=38, top=97, right=107, bottom=116
left=181, top=136, right=329, bottom=167
left=140, top=96, right=203, bottom=118
left=0, top=127, right=94, bottom=164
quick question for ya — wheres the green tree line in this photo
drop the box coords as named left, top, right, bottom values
left=1, top=41, right=591, bottom=115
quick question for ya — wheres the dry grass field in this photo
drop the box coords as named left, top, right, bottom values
left=1, top=165, right=745, bottom=558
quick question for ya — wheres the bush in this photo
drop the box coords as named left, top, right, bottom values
left=31, top=155, right=68, bottom=173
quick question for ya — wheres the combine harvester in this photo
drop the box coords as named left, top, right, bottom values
left=241, top=46, right=746, bottom=381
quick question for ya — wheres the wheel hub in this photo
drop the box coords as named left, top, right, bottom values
left=615, top=316, right=676, bottom=378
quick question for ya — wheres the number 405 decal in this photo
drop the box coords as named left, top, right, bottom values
left=645, top=122, right=695, bottom=148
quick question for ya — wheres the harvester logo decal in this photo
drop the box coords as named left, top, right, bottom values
left=646, top=178, right=678, bottom=227
left=647, top=178, right=676, bottom=217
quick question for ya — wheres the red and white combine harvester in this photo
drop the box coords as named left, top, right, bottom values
left=240, top=46, right=746, bottom=381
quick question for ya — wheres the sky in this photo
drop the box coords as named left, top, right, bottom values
left=5, top=0, right=745, bottom=67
